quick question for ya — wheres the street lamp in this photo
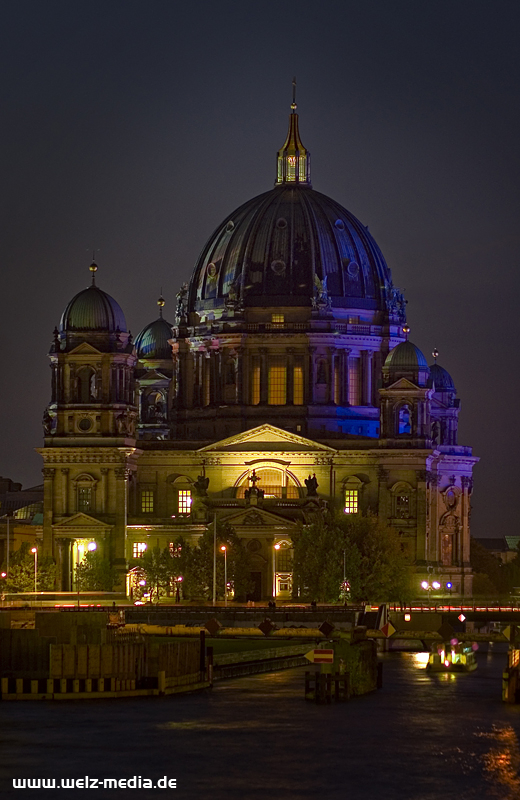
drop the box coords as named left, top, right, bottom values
left=220, top=546, right=227, bottom=606
left=273, top=543, right=280, bottom=600
left=87, top=541, right=97, bottom=552
left=31, top=547, right=37, bottom=595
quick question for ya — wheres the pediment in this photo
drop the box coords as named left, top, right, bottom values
left=68, top=342, right=103, bottom=356
left=384, top=377, right=419, bottom=391
left=137, top=370, right=170, bottom=385
left=53, top=513, right=112, bottom=529
left=198, top=424, right=335, bottom=453
left=221, top=506, right=298, bottom=529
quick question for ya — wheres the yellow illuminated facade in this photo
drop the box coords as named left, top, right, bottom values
left=37, top=100, right=477, bottom=600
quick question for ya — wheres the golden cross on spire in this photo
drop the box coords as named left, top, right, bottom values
left=291, top=76, right=297, bottom=112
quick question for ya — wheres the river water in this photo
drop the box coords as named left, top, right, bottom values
left=2, top=649, right=520, bottom=799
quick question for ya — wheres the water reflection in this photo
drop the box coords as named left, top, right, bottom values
left=478, top=725, right=520, bottom=799
left=411, top=652, right=429, bottom=668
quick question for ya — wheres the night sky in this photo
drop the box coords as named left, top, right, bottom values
left=1, top=0, right=519, bottom=538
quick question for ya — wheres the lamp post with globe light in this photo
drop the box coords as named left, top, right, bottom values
left=220, top=546, right=227, bottom=606
left=30, top=547, right=37, bottom=596
left=273, top=543, right=280, bottom=600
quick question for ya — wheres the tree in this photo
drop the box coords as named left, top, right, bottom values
left=179, top=522, right=254, bottom=601
left=292, top=513, right=412, bottom=604
left=1, top=542, right=56, bottom=593
left=291, top=518, right=361, bottom=602
left=75, top=551, right=118, bottom=591
left=337, top=514, right=412, bottom=604
left=130, top=546, right=180, bottom=602
left=470, top=538, right=502, bottom=593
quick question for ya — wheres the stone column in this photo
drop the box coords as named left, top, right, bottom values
left=343, top=349, right=351, bottom=405
left=236, top=348, right=244, bottom=404
left=100, top=468, right=109, bottom=514
left=113, top=467, right=129, bottom=591
left=328, top=348, right=336, bottom=404
left=308, top=347, right=316, bottom=404
left=42, top=467, right=55, bottom=558
left=259, top=348, right=268, bottom=404
left=362, top=350, right=373, bottom=406
left=56, top=537, right=72, bottom=591
left=286, top=349, right=295, bottom=405
left=60, top=468, right=69, bottom=516
left=416, top=470, right=428, bottom=567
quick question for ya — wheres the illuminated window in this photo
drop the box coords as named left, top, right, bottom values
left=178, top=490, right=192, bottom=515
left=396, top=495, right=410, bottom=519
left=276, top=549, right=291, bottom=572
left=237, top=469, right=299, bottom=499
left=252, top=361, right=260, bottom=405
left=293, top=364, right=304, bottom=405
left=78, top=487, right=93, bottom=513
left=169, top=542, right=182, bottom=556
left=271, top=313, right=284, bottom=328
left=268, top=358, right=286, bottom=405
left=344, top=489, right=358, bottom=514
left=133, top=542, right=147, bottom=558
left=140, top=490, right=154, bottom=514
left=348, top=358, right=360, bottom=405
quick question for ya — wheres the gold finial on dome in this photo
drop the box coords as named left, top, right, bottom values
left=432, top=348, right=439, bottom=362
left=89, top=261, right=98, bottom=286
left=157, top=292, right=165, bottom=317
left=276, top=77, right=311, bottom=186
left=402, top=325, right=410, bottom=340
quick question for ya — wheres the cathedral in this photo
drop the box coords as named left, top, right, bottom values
left=38, top=101, right=477, bottom=600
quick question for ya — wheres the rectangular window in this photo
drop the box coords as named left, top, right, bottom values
left=268, top=357, right=286, bottom=405
left=78, top=487, right=93, bottom=513
left=252, top=360, right=260, bottom=405
left=271, top=313, right=284, bottom=328
left=348, top=357, right=360, bottom=406
left=133, top=541, right=147, bottom=558
left=178, top=490, right=192, bottom=515
left=293, top=364, right=304, bottom=405
left=140, top=490, right=154, bottom=514
left=344, top=489, right=359, bottom=514
left=169, top=542, right=182, bottom=556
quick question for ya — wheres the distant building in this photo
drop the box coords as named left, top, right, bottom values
left=37, top=102, right=478, bottom=598
left=478, top=538, right=520, bottom=564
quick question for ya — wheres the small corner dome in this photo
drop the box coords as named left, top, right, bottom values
left=427, top=363, right=455, bottom=392
left=60, top=285, right=127, bottom=333
left=384, top=340, right=428, bottom=371
left=134, top=317, right=173, bottom=359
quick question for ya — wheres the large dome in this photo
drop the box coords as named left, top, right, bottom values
left=187, top=111, right=405, bottom=320
left=60, top=266, right=127, bottom=333
left=189, top=186, right=397, bottom=314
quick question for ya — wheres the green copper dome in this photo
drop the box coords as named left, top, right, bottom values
left=60, top=265, right=127, bottom=333
left=135, top=317, right=173, bottom=359
left=384, top=340, right=428, bottom=371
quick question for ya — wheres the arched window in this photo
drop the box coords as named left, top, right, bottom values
left=77, top=367, right=96, bottom=403
left=390, top=481, right=415, bottom=520
left=236, top=468, right=300, bottom=499
left=74, top=473, right=97, bottom=514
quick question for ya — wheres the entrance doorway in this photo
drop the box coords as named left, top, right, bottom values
left=247, top=571, right=262, bottom=601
